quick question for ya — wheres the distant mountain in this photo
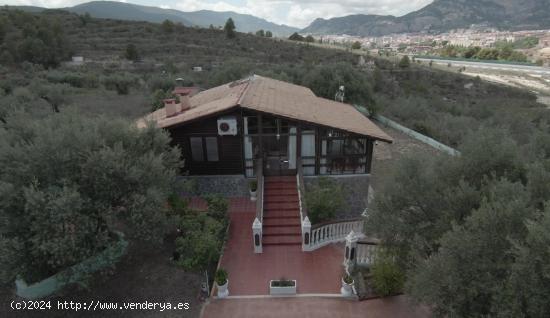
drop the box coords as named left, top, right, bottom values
left=302, top=0, right=550, bottom=36
left=11, top=1, right=299, bottom=37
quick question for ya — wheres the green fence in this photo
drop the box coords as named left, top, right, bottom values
left=15, top=232, right=128, bottom=299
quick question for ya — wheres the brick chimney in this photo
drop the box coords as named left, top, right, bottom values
left=164, top=98, right=181, bottom=117
left=179, top=94, right=191, bottom=111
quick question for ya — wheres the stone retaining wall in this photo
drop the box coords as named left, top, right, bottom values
left=178, top=175, right=250, bottom=197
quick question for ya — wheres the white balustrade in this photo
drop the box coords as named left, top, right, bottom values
left=307, top=219, right=365, bottom=251
left=356, top=242, right=379, bottom=266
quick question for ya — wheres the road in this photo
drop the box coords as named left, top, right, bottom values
left=415, top=57, right=550, bottom=75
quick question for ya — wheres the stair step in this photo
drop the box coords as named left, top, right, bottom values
left=263, top=218, right=301, bottom=227
left=265, top=184, right=296, bottom=191
left=263, top=227, right=301, bottom=236
left=265, top=176, right=295, bottom=183
left=265, top=202, right=300, bottom=211
left=265, top=197, right=299, bottom=204
left=263, top=235, right=302, bottom=246
left=264, top=214, right=300, bottom=219
left=265, top=189, right=298, bottom=196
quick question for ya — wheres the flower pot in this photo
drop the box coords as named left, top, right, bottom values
left=340, top=277, right=354, bottom=297
left=269, top=280, right=297, bottom=295
left=249, top=190, right=257, bottom=201
left=217, top=279, right=229, bottom=298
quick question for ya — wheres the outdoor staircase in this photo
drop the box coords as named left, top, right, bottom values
left=262, top=176, right=302, bottom=246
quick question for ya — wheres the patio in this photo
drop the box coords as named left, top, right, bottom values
left=213, top=197, right=345, bottom=296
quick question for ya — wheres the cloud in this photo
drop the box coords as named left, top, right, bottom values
left=0, top=0, right=435, bottom=28
left=173, top=0, right=433, bottom=27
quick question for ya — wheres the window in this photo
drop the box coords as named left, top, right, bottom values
left=190, top=137, right=204, bottom=162
left=205, top=137, right=219, bottom=162
left=190, top=137, right=219, bottom=162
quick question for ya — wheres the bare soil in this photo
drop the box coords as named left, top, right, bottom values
left=0, top=238, right=204, bottom=318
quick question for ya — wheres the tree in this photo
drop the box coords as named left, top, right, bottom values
left=124, top=44, right=139, bottom=61
left=305, top=35, right=315, bottom=43
left=161, top=19, right=174, bottom=33
left=224, top=18, right=236, bottom=39
left=351, top=41, right=361, bottom=50
left=0, top=111, right=181, bottom=284
left=265, top=30, right=273, bottom=38
left=288, top=32, right=305, bottom=42
left=398, top=55, right=410, bottom=68
left=255, top=29, right=265, bottom=37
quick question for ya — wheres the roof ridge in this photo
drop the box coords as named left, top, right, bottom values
left=236, top=75, right=255, bottom=106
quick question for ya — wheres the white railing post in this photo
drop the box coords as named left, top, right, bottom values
left=252, top=218, right=262, bottom=253
left=344, top=230, right=359, bottom=273
left=302, top=216, right=312, bottom=251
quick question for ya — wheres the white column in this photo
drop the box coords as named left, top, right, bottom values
left=302, top=216, right=312, bottom=252
left=344, top=230, right=359, bottom=273
left=252, top=218, right=262, bottom=253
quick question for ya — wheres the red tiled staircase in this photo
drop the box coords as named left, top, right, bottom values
left=262, top=176, right=302, bottom=246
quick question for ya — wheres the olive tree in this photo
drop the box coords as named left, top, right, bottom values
left=0, top=110, right=181, bottom=284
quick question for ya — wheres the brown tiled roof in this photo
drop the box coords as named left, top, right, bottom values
left=138, top=75, right=392, bottom=143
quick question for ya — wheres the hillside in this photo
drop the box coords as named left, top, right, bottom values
left=14, top=1, right=299, bottom=37
left=302, top=0, right=550, bottom=36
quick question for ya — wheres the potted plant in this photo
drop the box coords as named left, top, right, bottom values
left=215, top=268, right=229, bottom=298
left=341, top=273, right=354, bottom=297
left=249, top=180, right=258, bottom=201
left=269, top=277, right=297, bottom=295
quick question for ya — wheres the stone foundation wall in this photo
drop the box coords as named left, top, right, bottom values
left=304, top=175, right=370, bottom=220
left=177, top=175, right=250, bottom=197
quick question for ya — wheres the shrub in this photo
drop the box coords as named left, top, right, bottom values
left=175, top=213, right=224, bottom=271
left=305, top=177, right=345, bottom=224
left=371, top=252, right=405, bottom=296
left=204, top=194, right=229, bottom=226
left=249, top=180, right=257, bottom=192
left=215, top=268, right=228, bottom=285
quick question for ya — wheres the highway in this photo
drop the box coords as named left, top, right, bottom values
left=415, top=57, right=550, bottom=75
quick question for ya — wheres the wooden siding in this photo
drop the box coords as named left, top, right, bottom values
left=168, top=111, right=244, bottom=175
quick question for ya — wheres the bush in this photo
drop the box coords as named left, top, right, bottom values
left=204, top=194, right=229, bottom=226
left=102, top=74, right=138, bottom=95
left=249, top=180, right=257, bottom=192
left=371, top=252, right=405, bottom=296
left=305, top=177, right=345, bottom=224
left=175, top=213, right=224, bottom=271
left=215, top=268, right=228, bottom=285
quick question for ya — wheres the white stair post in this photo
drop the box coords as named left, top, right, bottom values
left=344, top=230, right=359, bottom=273
left=301, top=216, right=312, bottom=252
left=252, top=218, right=263, bottom=253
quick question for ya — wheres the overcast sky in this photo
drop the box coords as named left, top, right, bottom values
left=0, top=0, right=434, bottom=28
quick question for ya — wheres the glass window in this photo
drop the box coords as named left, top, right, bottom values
left=344, top=138, right=366, bottom=155
left=245, top=116, right=258, bottom=134
left=205, top=137, right=219, bottom=162
left=261, top=116, right=278, bottom=134
left=190, top=137, right=204, bottom=162
left=326, top=139, right=344, bottom=156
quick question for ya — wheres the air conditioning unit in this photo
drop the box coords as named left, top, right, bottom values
left=217, top=116, right=238, bottom=136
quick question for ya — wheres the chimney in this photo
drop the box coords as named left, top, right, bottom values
left=164, top=98, right=181, bottom=117
left=179, top=94, right=191, bottom=111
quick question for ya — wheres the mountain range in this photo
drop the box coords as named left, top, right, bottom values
left=301, top=0, right=550, bottom=36
left=10, top=1, right=299, bottom=37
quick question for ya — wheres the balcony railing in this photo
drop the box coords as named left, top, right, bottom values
left=252, top=158, right=264, bottom=253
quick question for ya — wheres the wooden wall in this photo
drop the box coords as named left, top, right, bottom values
left=168, top=110, right=244, bottom=175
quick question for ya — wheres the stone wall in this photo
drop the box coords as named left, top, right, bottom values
left=304, top=174, right=370, bottom=220
left=177, top=175, right=250, bottom=197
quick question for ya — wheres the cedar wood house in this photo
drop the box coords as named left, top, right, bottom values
left=139, top=75, right=392, bottom=178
